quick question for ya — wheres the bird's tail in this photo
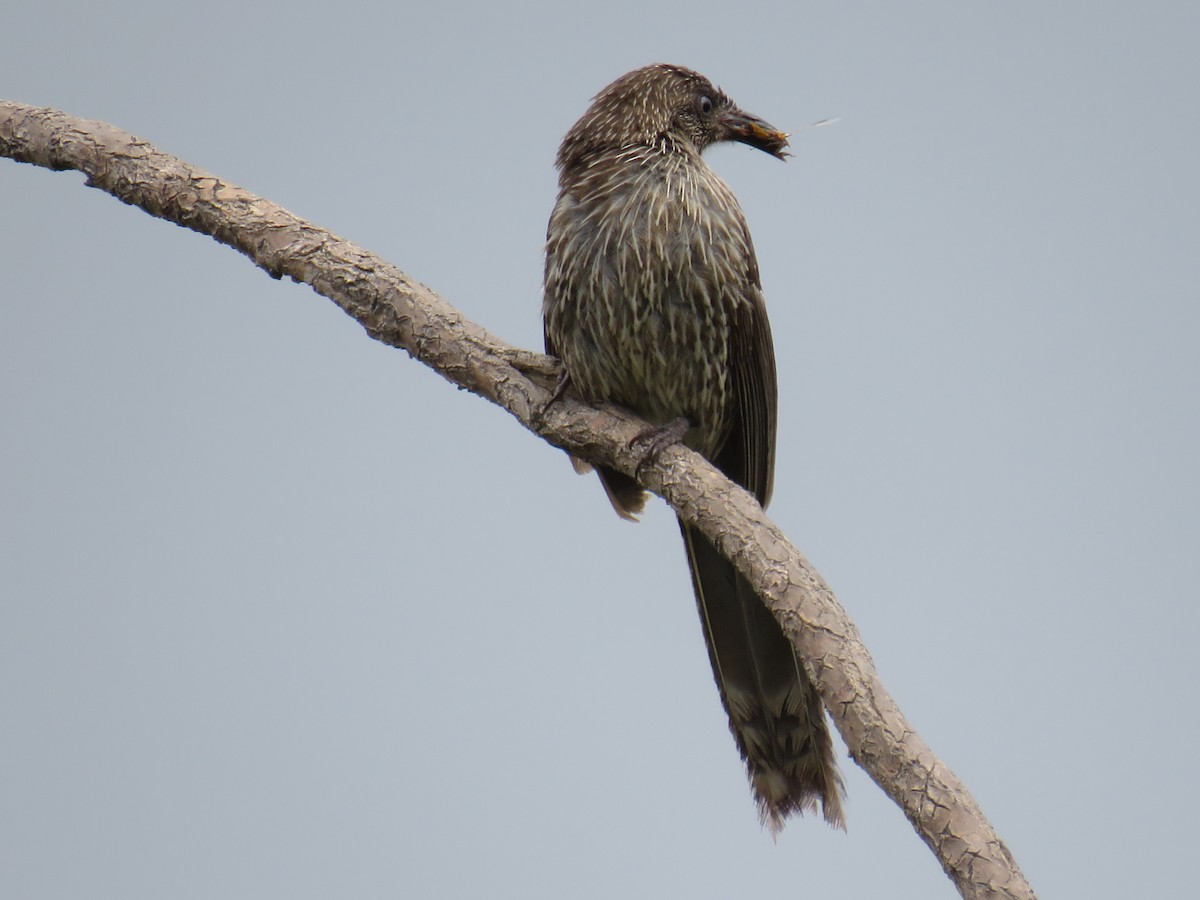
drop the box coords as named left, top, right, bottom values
left=680, top=522, right=845, bottom=833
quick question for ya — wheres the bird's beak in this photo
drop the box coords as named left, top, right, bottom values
left=721, top=109, right=790, bottom=160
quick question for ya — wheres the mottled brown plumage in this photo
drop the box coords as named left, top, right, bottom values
left=543, top=64, right=844, bottom=831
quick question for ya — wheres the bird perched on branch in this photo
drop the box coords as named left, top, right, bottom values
left=543, top=64, right=844, bottom=832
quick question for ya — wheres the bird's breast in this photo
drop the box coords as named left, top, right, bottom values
left=544, top=155, right=755, bottom=457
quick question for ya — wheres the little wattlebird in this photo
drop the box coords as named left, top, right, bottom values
left=543, top=64, right=844, bottom=832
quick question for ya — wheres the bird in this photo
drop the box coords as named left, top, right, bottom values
left=543, top=64, right=844, bottom=832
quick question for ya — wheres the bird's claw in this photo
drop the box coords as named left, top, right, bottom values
left=630, top=416, right=691, bottom=481
left=533, top=368, right=572, bottom=429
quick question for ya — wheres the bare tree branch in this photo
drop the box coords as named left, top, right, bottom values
left=0, top=101, right=1036, bottom=900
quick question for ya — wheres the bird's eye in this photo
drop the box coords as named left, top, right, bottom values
left=697, top=95, right=713, bottom=115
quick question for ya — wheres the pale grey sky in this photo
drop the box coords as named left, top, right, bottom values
left=3, top=3, right=1197, bottom=897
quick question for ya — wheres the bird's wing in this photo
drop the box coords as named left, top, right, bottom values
left=721, top=279, right=778, bottom=508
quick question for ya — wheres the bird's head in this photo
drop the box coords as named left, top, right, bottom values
left=557, top=63, right=790, bottom=171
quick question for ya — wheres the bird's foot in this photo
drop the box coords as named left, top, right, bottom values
left=630, top=416, right=691, bottom=481
left=532, top=367, right=572, bottom=429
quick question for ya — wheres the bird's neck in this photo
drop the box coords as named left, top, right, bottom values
left=558, top=135, right=703, bottom=184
